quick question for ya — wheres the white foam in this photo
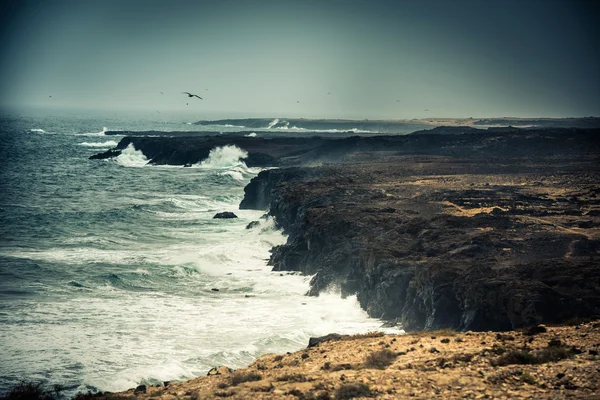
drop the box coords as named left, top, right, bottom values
left=115, top=143, right=148, bottom=167
left=30, top=128, right=46, bottom=133
left=245, top=132, right=258, bottom=137
left=79, top=140, right=119, bottom=147
left=197, top=145, right=248, bottom=169
left=267, top=118, right=279, bottom=129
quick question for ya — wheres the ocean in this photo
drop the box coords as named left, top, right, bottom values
left=0, top=112, right=397, bottom=396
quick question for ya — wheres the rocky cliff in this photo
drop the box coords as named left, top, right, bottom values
left=240, top=134, right=600, bottom=332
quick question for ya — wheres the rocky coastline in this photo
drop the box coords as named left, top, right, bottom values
left=90, top=127, right=600, bottom=332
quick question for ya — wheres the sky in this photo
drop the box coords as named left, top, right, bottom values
left=0, top=0, right=599, bottom=119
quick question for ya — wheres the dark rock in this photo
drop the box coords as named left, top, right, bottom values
left=308, top=333, right=345, bottom=348
left=89, top=149, right=121, bottom=160
left=548, top=338, right=563, bottom=347
left=211, top=288, right=220, bottom=292
left=134, top=385, right=146, bottom=394
left=213, top=212, right=238, bottom=219
left=207, top=366, right=233, bottom=376
left=246, top=221, right=260, bottom=229
left=526, top=325, right=548, bottom=335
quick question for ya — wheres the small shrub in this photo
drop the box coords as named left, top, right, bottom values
left=312, top=382, right=327, bottom=391
left=273, top=355, right=284, bottom=362
left=492, top=350, right=536, bottom=366
left=364, top=349, right=397, bottom=369
left=344, top=331, right=384, bottom=340
left=334, top=383, right=372, bottom=400
left=520, top=372, right=536, bottom=385
left=214, top=390, right=235, bottom=398
left=276, top=374, right=308, bottom=383
left=230, top=372, right=262, bottom=386
left=535, top=346, right=574, bottom=363
left=452, top=353, right=474, bottom=363
left=3, top=382, right=62, bottom=400
left=410, top=328, right=458, bottom=337
left=492, top=346, right=575, bottom=366
left=330, top=363, right=353, bottom=372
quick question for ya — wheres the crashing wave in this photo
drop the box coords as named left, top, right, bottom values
left=30, top=128, right=46, bottom=133
left=267, top=118, right=279, bottom=129
left=115, top=143, right=149, bottom=167
left=197, top=145, right=248, bottom=169
left=245, top=132, right=258, bottom=137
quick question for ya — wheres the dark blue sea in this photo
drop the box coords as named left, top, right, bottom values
left=0, top=111, right=396, bottom=395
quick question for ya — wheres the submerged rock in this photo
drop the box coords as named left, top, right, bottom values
left=246, top=221, right=260, bottom=229
left=213, top=212, right=238, bottom=219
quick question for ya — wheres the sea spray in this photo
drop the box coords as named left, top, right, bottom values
left=115, top=143, right=148, bottom=167
left=198, top=145, right=248, bottom=169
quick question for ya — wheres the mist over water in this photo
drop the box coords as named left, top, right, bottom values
left=0, top=113, right=398, bottom=395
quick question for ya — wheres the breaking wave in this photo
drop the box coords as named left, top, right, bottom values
left=197, top=145, right=248, bottom=169
left=115, top=143, right=148, bottom=167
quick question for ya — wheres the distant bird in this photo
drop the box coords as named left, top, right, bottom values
left=297, top=100, right=300, bottom=103
left=156, top=110, right=160, bottom=113
left=182, top=92, right=203, bottom=100
left=424, top=109, right=429, bottom=112
left=396, top=100, right=400, bottom=103
left=49, top=95, right=52, bottom=98
left=160, top=92, right=164, bottom=94
left=327, top=92, right=331, bottom=95
left=186, top=103, right=189, bottom=105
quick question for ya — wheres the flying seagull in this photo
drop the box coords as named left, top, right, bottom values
left=160, top=92, right=164, bottom=94
left=182, top=92, right=203, bottom=100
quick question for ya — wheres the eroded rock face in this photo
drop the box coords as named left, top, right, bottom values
left=239, top=134, right=600, bottom=331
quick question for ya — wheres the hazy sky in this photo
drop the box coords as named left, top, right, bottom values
left=1, top=0, right=598, bottom=119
